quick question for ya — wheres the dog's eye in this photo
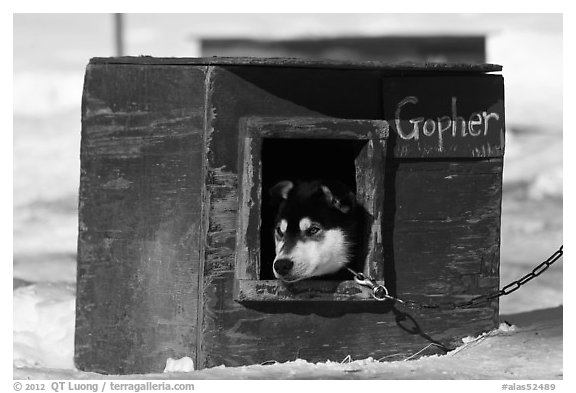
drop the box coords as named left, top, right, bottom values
left=306, top=226, right=321, bottom=236
left=275, top=226, right=284, bottom=237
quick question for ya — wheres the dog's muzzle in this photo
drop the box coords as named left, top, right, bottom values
left=273, top=258, right=294, bottom=276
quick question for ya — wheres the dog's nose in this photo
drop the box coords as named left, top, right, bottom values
left=273, top=258, right=294, bottom=276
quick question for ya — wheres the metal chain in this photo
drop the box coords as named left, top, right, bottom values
left=347, top=267, right=404, bottom=303
left=349, top=245, right=563, bottom=310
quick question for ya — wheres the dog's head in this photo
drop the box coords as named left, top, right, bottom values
left=269, top=180, right=357, bottom=283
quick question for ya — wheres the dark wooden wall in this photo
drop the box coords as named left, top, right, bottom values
left=76, top=64, right=207, bottom=374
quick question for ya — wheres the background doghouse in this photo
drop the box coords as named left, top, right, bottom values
left=75, top=57, right=505, bottom=374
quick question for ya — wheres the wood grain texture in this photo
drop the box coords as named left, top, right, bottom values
left=355, top=137, right=387, bottom=279
left=235, top=118, right=262, bottom=281
left=385, top=159, right=502, bottom=298
left=76, top=64, right=207, bottom=374
left=236, top=279, right=378, bottom=301
left=241, top=117, right=389, bottom=139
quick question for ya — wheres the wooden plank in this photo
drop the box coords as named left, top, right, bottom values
left=389, top=159, right=503, bottom=221
left=355, top=137, right=387, bottom=279
left=75, top=64, right=207, bottom=375
left=242, top=117, right=388, bottom=139
left=384, top=159, right=501, bottom=297
left=235, top=119, right=262, bottom=281
left=89, top=56, right=502, bottom=73
left=236, top=279, right=378, bottom=301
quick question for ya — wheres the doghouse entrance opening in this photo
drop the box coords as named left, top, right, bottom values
left=259, top=138, right=367, bottom=280
left=235, top=117, right=388, bottom=301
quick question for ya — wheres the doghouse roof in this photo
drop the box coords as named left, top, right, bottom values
left=88, top=56, right=502, bottom=73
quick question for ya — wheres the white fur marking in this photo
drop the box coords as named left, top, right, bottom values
left=299, top=218, right=312, bottom=232
left=281, top=229, right=349, bottom=280
left=279, top=219, right=287, bottom=233
left=275, top=240, right=285, bottom=254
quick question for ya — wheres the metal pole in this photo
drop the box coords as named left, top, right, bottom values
left=114, top=13, right=124, bottom=57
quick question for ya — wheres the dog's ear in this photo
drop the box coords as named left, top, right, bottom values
left=321, top=184, right=355, bottom=214
left=270, top=180, right=294, bottom=200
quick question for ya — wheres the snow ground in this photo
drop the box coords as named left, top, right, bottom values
left=13, top=304, right=563, bottom=380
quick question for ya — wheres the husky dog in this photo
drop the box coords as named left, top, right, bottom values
left=269, top=180, right=360, bottom=283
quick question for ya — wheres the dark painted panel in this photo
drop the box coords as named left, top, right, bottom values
left=383, top=76, right=505, bottom=158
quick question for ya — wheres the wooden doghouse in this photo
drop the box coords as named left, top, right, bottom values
left=75, top=57, right=505, bottom=374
